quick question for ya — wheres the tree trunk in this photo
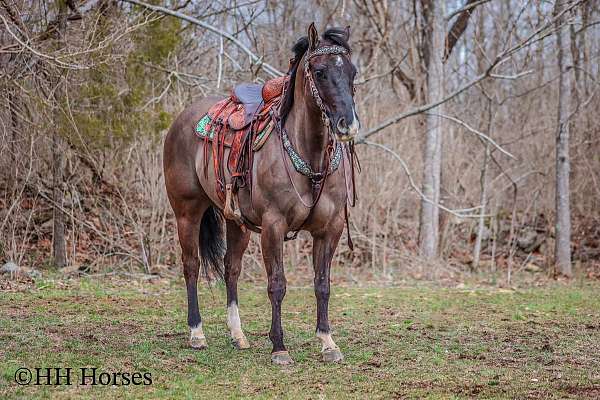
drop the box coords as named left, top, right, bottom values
left=554, top=0, right=572, bottom=277
left=473, top=107, right=492, bottom=269
left=52, top=0, right=69, bottom=268
left=8, top=89, right=19, bottom=191
left=418, top=0, right=444, bottom=258
left=52, top=133, right=67, bottom=268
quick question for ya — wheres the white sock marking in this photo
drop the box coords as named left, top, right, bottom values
left=190, top=322, right=205, bottom=340
left=316, top=330, right=338, bottom=352
left=227, top=302, right=244, bottom=339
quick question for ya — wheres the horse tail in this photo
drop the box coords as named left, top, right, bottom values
left=199, top=206, right=225, bottom=281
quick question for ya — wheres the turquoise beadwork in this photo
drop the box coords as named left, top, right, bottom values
left=280, top=127, right=342, bottom=179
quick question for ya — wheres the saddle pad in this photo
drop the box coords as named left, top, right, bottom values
left=195, top=114, right=273, bottom=150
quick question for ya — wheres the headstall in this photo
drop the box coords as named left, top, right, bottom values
left=303, top=45, right=351, bottom=139
left=277, top=44, right=352, bottom=186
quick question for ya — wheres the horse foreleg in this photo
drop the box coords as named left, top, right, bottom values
left=312, top=220, right=344, bottom=363
left=261, top=215, right=293, bottom=365
left=225, top=220, right=251, bottom=349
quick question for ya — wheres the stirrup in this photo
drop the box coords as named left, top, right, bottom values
left=224, top=184, right=246, bottom=231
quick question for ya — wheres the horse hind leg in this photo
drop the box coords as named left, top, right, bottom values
left=174, top=203, right=207, bottom=349
left=224, top=220, right=251, bottom=349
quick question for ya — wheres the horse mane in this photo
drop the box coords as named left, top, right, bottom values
left=278, top=37, right=308, bottom=122
left=278, top=27, right=350, bottom=122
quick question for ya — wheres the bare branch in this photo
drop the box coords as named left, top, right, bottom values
left=356, top=71, right=489, bottom=143
left=356, top=0, right=584, bottom=143
left=489, top=70, right=534, bottom=80
left=364, top=141, right=487, bottom=219
left=119, top=0, right=284, bottom=78
left=445, top=0, right=492, bottom=20
left=425, top=112, right=516, bottom=159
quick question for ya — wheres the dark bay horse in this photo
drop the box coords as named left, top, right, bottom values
left=163, top=24, right=359, bottom=365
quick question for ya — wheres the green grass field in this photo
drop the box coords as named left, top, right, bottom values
left=1, top=278, right=599, bottom=399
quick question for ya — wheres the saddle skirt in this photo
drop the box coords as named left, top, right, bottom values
left=194, top=75, right=288, bottom=201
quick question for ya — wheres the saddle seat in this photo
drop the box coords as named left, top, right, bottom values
left=228, top=76, right=288, bottom=130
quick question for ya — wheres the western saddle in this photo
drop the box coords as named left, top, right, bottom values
left=195, top=75, right=289, bottom=226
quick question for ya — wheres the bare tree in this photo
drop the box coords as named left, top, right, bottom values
left=417, top=0, right=444, bottom=258
left=50, top=0, right=69, bottom=268
left=418, top=0, right=481, bottom=258
left=554, top=0, right=573, bottom=277
left=1, top=0, right=597, bottom=281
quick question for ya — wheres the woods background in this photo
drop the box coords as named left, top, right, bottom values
left=1, top=0, right=599, bottom=286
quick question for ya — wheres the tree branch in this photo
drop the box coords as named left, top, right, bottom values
left=364, top=141, right=487, bottom=218
left=425, top=112, right=516, bottom=159
left=356, top=70, right=489, bottom=143
left=356, top=0, right=584, bottom=144
left=445, top=0, right=491, bottom=21
left=119, top=0, right=284, bottom=78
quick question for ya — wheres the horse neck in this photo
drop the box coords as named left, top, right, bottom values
left=284, top=76, right=329, bottom=172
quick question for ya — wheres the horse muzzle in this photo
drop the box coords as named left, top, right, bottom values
left=335, top=116, right=358, bottom=142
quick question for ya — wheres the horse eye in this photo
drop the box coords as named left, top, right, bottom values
left=314, top=69, right=326, bottom=79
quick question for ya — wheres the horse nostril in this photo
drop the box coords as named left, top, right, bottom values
left=337, top=118, right=348, bottom=133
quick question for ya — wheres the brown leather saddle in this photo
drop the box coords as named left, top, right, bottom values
left=195, top=75, right=288, bottom=203
left=197, top=76, right=287, bottom=146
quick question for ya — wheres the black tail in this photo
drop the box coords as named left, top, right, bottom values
left=199, top=206, right=225, bottom=281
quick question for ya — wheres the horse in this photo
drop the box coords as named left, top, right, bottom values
left=163, top=23, right=359, bottom=365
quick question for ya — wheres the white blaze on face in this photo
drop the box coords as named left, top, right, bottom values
left=316, top=330, right=339, bottom=352
left=227, top=302, right=243, bottom=339
left=335, top=55, right=343, bottom=67
left=190, top=322, right=205, bottom=340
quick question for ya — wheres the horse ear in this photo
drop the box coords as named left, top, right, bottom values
left=308, top=22, right=319, bottom=50
left=343, top=25, right=350, bottom=42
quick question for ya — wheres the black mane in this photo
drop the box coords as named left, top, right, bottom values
left=278, top=28, right=350, bottom=121
left=278, top=36, right=308, bottom=121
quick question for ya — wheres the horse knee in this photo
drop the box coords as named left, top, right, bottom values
left=268, top=278, right=287, bottom=303
left=224, top=257, right=241, bottom=281
left=182, top=256, right=199, bottom=281
left=314, top=277, right=330, bottom=299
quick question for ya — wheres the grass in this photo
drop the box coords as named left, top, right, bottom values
left=1, top=277, right=599, bottom=399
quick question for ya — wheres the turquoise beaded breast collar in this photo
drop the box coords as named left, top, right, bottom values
left=279, top=125, right=343, bottom=179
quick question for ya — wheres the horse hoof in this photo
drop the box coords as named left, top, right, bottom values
left=271, top=351, right=294, bottom=366
left=232, top=335, right=250, bottom=350
left=190, top=337, right=208, bottom=350
left=322, top=348, right=344, bottom=363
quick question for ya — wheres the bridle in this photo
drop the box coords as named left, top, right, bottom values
left=303, top=44, right=353, bottom=142
left=275, top=43, right=354, bottom=195
left=272, top=43, right=358, bottom=243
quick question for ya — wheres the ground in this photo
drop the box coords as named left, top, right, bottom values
left=1, top=277, right=599, bottom=399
